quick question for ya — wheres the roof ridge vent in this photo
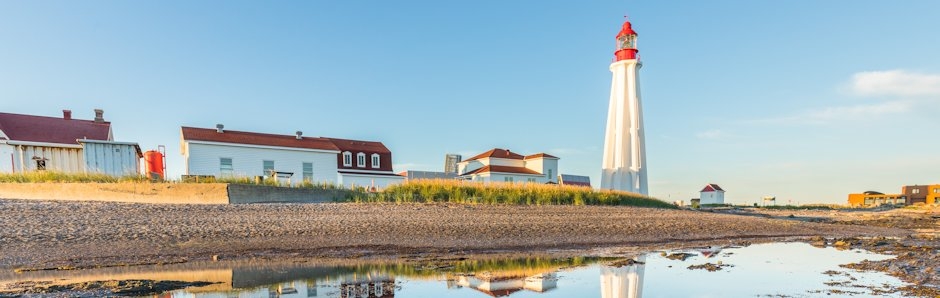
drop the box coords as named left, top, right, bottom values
left=216, top=124, right=224, bottom=133
left=295, top=131, right=303, bottom=140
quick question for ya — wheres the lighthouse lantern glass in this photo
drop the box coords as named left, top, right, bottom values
left=618, top=34, right=636, bottom=50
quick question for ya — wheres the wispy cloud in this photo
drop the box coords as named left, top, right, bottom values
left=850, top=70, right=940, bottom=97
left=757, top=100, right=912, bottom=125
left=695, top=129, right=728, bottom=140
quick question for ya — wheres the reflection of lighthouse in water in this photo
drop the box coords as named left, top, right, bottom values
left=600, top=255, right=645, bottom=298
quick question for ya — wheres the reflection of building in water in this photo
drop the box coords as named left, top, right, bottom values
left=600, top=256, right=645, bottom=298
left=699, top=246, right=723, bottom=259
left=453, top=272, right=557, bottom=297
left=338, top=279, right=395, bottom=298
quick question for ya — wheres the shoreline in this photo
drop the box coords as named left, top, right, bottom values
left=1, top=199, right=938, bottom=296
left=0, top=199, right=908, bottom=270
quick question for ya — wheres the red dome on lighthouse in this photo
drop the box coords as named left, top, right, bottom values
left=616, top=21, right=637, bottom=38
left=614, top=19, right=638, bottom=61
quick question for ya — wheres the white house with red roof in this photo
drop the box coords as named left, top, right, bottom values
left=456, top=148, right=559, bottom=184
left=699, top=183, right=726, bottom=205
left=0, top=109, right=141, bottom=176
left=180, top=125, right=403, bottom=189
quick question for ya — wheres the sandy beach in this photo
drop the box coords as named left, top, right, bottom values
left=0, top=199, right=909, bottom=270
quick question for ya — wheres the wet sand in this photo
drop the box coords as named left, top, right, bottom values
left=0, top=199, right=908, bottom=271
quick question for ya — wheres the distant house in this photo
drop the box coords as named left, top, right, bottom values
left=902, top=185, right=930, bottom=205
left=457, top=148, right=558, bottom=184
left=0, top=109, right=141, bottom=176
left=846, top=191, right=906, bottom=207
left=559, top=174, right=591, bottom=188
left=699, top=183, right=725, bottom=205
left=180, top=125, right=403, bottom=189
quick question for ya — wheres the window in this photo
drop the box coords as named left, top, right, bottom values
left=913, top=189, right=921, bottom=194
left=935, top=188, right=940, bottom=194
left=35, top=159, right=46, bottom=171
left=504, top=177, right=514, bottom=183
left=371, top=154, right=380, bottom=168
left=547, top=169, right=553, bottom=181
left=263, top=160, right=275, bottom=176
left=357, top=153, right=366, bottom=168
left=527, top=178, right=536, bottom=183
left=220, top=158, right=233, bottom=176
left=342, top=152, right=352, bottom=167
left=302, top=162, right=313, bottom=182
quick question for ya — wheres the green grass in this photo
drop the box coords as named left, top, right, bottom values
left=751, top=204, right=840, bottom=210
left=338, top=179, right=676, bottom=208
left=1, top=173, right=675, bottom=208
left=0, top=171, right=146, bottom=183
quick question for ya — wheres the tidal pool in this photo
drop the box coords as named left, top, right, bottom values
left=0, top=242, right=908, bottom=297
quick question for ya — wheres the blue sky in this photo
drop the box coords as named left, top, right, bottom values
left=2, top=1, right=938, bottom=204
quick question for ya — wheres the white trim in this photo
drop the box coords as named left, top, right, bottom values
left=371, top=153, right=380, bottom=169
left=338, top=172, right=405, bottom=179
left=338, top=168, right=397, bottom=175
left=185, top=140, right=340, bottom=154
left=356, top=152, right=366, bottom=168
left=6, top=140, right=83, bottom=149
left=342, top=151, right=352, bottom=167
left=77, top=139, right=140, bottom=146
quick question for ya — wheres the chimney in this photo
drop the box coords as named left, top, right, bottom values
left=63, top=110, right=72, bottom=120
left=93, top=109, right=104, bottom=123
left=295, top=131, right=303, bottom=140
left=216, top=124, right=224, bottom=133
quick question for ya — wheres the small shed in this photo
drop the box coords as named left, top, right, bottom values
left=79, top=139, right=142, bottom=177
left=699, top=183, right=726, bottom=205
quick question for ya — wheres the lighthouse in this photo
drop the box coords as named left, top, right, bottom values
left=601, top=18, right=648, bottom=195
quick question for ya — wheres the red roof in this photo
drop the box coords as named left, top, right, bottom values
left=524, top=153, right=558, bottom=160
left=180, top=127, right=340, bottom=151
left=0, top=111, right=111, bottom=145
left=616, top=20, right=637, bottom=38
left=700, top=184, right=724, bottom=192
left=325, top=137, right=391, bottom=154
left=462, top=165, right=542, bottom=176
left=464, top=148, right=525, bottom=162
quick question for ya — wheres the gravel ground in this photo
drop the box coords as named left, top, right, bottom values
left=0, top=199, right=908, bottom=270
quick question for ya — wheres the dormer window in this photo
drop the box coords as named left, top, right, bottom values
left=357, top=152, right=366, bottom=168
left=371, top=153, right=380, bottom=168
left=342, top=152, right=352, bottom=167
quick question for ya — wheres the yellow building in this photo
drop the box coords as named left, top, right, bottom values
left=928, top=185, right=940, bottom=205
left=847, top=191, right=906, bottom=207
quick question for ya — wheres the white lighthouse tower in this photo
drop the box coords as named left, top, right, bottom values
left=601, top=18, right=648, bottom=195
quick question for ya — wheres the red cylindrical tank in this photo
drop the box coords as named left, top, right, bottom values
left=143, top=150, right=165, bottom=180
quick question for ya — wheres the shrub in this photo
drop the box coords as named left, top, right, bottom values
left=338, top=179, right=675, bottom=208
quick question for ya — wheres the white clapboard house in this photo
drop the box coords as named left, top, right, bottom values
left=0, top=109, right=142, bottom=176
left=457, top=148, right=559, bottom=184
left=699, top=183, right=726, bottom=205
left=180, top=125, right=403, bottom=189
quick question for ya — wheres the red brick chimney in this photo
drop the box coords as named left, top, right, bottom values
left=63, top=110, right=72, bottom=120
left=94, top=109, right=104, bottom=123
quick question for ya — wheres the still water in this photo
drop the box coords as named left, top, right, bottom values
left=0, top=242, right=907, bottom=297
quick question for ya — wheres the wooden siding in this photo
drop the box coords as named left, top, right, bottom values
left=184, top=142, right=338, bottom=185
left=10, top=145, right=84, bottom=173
left=81, top=142, right=140, bottom=177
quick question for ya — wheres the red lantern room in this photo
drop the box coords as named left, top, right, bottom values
left=614, top=19, right=638, bottom=61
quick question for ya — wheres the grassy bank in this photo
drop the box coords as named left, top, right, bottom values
left=0, top=172, right=146, bottom=183
left=341, top=180, right=675, bottom=208
left=0, top=172, right=674, bottom=208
